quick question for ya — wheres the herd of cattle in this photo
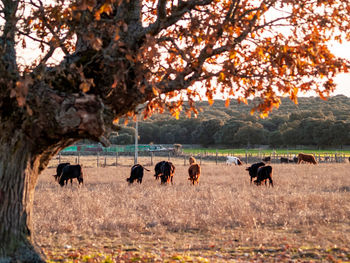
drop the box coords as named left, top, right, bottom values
left=52, top=153, right=319, bottom=187
left=126, top=156, right=201, bottom=185
left=227, top=153, right=317, bottom=165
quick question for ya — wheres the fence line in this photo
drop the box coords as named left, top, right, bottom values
left=53, top=151, right=349, bottom=168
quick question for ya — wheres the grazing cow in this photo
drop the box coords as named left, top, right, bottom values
left=154, top=161, right=167, bottom=180
left=297, top=153, right=317, bottom=164
left=280, top=157, right=289, bottom=163
left=254, top=165, right=273, bottom=187
left=262, top=156, right=271, bottom=162
left=226, top=156, right=243, bottom=165
left=159, top=161, right=175, bottom=184
left=246, top=162, right=265, bottom=183
left=53, top=162, right=70, bottom=181
left=188, top=163, right=201, bottom=185
left=127, top=164, right=150, bottom=184
left=59, top=164, right=84, bottom=187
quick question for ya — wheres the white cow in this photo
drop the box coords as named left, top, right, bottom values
left=226, top=156, right=243, bottom=165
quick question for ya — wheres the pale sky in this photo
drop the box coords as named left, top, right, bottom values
left=329, top=42, right=350, bottom=97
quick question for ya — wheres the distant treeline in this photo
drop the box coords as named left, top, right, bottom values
left=108, top=95, right=350, bottom=148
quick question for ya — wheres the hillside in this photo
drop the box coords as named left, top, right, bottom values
left=112, top=95, right=350, bottom=148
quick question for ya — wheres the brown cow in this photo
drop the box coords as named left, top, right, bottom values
left=189, top=156, right=196, bottom=165
left=297, top=153, right=317, bottom=164
left=188, top=163, right=201, bottom=185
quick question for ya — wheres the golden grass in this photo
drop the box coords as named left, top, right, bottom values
left=34, top=158, right=350, bottom=261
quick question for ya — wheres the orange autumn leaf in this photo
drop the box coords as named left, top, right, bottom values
left=225, top=98, right=230, bottom=107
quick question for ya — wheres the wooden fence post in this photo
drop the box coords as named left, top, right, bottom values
left=151, top=152, right=154, bottom=166
left=104, top=156, right=107, bottom=167
left=184, top=155, right=186, bottom=166
left=115, top=151, right=118, bottom=166
left=58, top=153, right=61, bottom=164
left=97, top=153, right=99, bottom=167
left=216, top=149, right=218, bottom=165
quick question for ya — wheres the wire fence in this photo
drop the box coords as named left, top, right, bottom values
left=52, top=150, right=350, bottom=168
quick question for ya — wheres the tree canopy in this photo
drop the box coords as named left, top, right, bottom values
left=10, top=0, right=350, bottom=124
left=1, top=0, right=350, bottom=261
left=115, top=96, right=350, bottom=148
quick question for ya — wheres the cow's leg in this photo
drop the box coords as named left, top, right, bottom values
left=77, top=177, right=83, bottom=186
left=269, top=177, right=273, bottom=187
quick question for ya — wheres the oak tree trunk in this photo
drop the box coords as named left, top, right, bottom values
left=0, top=136, right=48, bottom=262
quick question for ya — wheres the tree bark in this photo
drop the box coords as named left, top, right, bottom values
left=0, top=87, right=107, bottom=261
left=0, top=138, right=46, bottom=262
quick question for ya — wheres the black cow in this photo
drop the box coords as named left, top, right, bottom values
left=262, top=156, right=271, bottom=162
left=280, top=157, right=289, bottom=163
left=246, top=162, right=265, bottom=183
left=254, top=165, right=273, bottom=187
left=53, top=162, right=70, bottom=181
left=59, top=164, right=84, bottom=187
left=154, top=161, right=167, bottom=180
left=160, top=161, right=175, bottom=184
left=127, top=164, right=150, bottom=184
left=281, top=157, right=297, bottom=163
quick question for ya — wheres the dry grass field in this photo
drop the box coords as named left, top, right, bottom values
left=34, top=157, right=350, bottom=262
